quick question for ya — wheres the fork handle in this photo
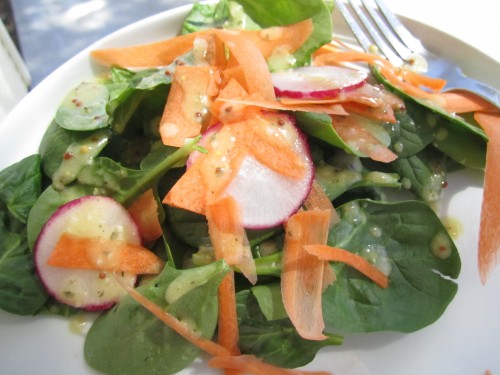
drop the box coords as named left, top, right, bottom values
left=445, top=75, right=500, bottom=108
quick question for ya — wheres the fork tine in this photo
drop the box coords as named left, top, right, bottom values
left=336, top=0, right=404, bottom=65
left=359, top=0, right=413, bottom=61
left=334, top=0, right=373, bottom=51
left=372, top=0, right=424, bottom=53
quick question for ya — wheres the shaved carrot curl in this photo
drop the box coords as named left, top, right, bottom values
left=304, top=245, right=389, bottom=288
left=474, top=111, right=500, bottom=284
left=440, top=91, right=499, bottom=114
left=127, top=189, right=163, bottom=244
left=47, top=232, right=163, bottom=275
left=281, top=209, right=333, bottom=341
left=313, top=48, right=446, bottom=103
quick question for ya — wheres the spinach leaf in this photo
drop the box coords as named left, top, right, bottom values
left=39, top=121, right=111, bottom=187
left=373, top=68, right=486, bottom=169
left=181, top=0, right=233, bottom=33
left=323, top=199, right=460, bottom=333
left=295, top=112, right=355, bottom=154
left=250, top=283, right=287, bottom=321
left=85, top=261, right=229, bottom=375
left=315, top=150, right=401, bottom=201
left=391, top=146, right=447, bottom=203
left=237, top=289, right=343, bottom=368
left=0, top=155, right=48, bottom=315
left=55, top=82, right=109, bottom=131
left=390, top=101, right=436, bottom=158
left=431, top=116, right=486, bottom=170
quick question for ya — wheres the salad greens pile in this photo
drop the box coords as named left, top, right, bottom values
left=0, top=0, right=487, bottom=373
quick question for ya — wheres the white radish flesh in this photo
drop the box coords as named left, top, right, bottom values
left=223, top=114, right=314, bottom=229
left=272, top=66, right=368, bottom=99
left=34, top=196, right=140, bottom=311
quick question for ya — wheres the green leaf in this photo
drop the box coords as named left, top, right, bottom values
left=390, top=100, right=436, bottom=158
left=295, top=112, right=357, bottom=154
left=251, top=283, right=287, bottom=321
left=0, top=154, right=42, bottom=224
left=181, top=0, right=233, bottom=33
left=431, top=117, right=486, bottom=170
left=84, top=261, right=229, bottom=375
left=324, top=199, right=460, bottom=333
left=373, top=68, right=486, bottom=169
left=315, top=150, right=401, bottom=201
left=0, top=155, right=48, bottom=315
left=391, top=146, right=447, bottom=203
left=55, top=82, right=110, bottom=131
left=237, top=289, right=343, bottom=368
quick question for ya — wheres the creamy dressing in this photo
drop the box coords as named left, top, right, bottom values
left=342, top=201, right=366, bottom=226
left=430, top=231, right=453, bottom=259
left=360, top=244, right=392, bottom=276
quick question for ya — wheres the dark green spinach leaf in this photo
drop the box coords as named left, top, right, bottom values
left=0, top=155, right=48, bottom=315
left=85, top=261, right=229, bottom=375
left=237, top=289, right=342, bottom=368
left=324, top=199, right=460, bottom=332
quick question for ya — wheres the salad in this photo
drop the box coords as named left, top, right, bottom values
left=1, top=0, right=499, bottom=374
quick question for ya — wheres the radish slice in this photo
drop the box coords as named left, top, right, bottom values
left=223, top=114, right=314, bottom=229
left=34, top=196, right=140, bottom=311
left=272, top=66, right=368, bottom=99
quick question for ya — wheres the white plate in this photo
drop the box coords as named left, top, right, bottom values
left=1, top=4, right=500, bottom=375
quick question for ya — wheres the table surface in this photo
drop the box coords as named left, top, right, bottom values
left=8, top=0, right=500, bottom=89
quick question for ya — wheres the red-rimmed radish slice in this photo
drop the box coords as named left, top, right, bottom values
left=34, top=196, right=140, bottom=311
left=223, top=114, right=314, bottom=229
left=272, top=66, right=368, bottom=99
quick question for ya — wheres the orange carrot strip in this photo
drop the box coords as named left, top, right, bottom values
left=208, top=354, right=331, bottom=375
left=247, top=124, right=306, bottom=180
left=206, top=196, right=256, bottom=284
left=440, top=91, right=498, bottom=114
left=216, top=272, right=241, bottom=360
left=160, top=65, right=217, bottom=147
left=474, top=111, right=500, bottom=284
left=343, top=101, right=397, bottom=123
left=303, top=180, right=334, bottom=212
left=400, top=69, right=446, bottom=92
left=304, top=244, right=389, bottom=288
left=91, top=32, right=204, bottom=68
left=302, top=181, right=339, bottom=292
left=124, top=285, right=230, bottom=357
left=163, top=160, right=207, bottom=215
left=281, top=209, right=332, bottom=340
left=220, top=65, right=248, bottom=92
left=47, top=232, right=163, bottom=275
left=303, top=180, right=339, bottom=225
left=313, top=50, right=445, bottom=102
left=209, top=79, right=262, bottom=124
left=127, top=189, right=163, bottom=244
left=240, top=19, right=313, bottom=60
left=215, top=97, right=348, bottom=116
left=214, top=30, right=276, bottom=100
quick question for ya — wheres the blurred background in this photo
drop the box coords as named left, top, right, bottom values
left=3, top=0, right=196, bottom=87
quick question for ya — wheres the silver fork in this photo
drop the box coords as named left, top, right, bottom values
left=335, top=0, right=500, bottom=108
